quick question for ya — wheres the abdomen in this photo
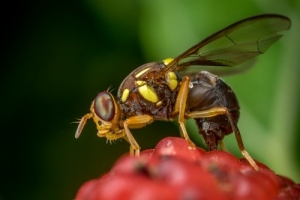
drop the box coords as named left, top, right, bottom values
left=186, top=71, right=240, bottom=149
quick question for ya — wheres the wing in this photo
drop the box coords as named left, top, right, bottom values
left=157, top=14, right=291, bottom=77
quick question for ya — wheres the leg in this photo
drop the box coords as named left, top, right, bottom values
left=123, top=115, right=154, bottom=156
left=172, top=76, right=195, bottom=148
left=218, top=140, right=227, bottom=151
left=75, top=113, right=93, bottom=138
left=187, top=107, right=259, bottom=170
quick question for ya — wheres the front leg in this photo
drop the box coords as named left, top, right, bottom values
left=123, top=115, right=154, bottom=156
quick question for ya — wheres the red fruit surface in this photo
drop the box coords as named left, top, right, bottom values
left=153, top=137, right=204, bottom=162
left=90, top=174, right=176, bottom=200
left=239, top=158, right=270, bottom=171
left=201, top=150, right=242, bottom=170
left=75, top=137, right=299, bottom=200
left=155, top=157, right=226, bottom=200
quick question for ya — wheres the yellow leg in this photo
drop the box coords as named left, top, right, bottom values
left=123, top=115, right=154, bottom=156
left=187, top=107, right=259, bottom=170
left=218, top=140, right=227, bottom=151
left=75, top=113, right=93, bottom=138
left=172, top=76, right=195, bottom=148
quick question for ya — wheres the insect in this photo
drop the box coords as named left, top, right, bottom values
left=75, top=14, right=291, bottom=170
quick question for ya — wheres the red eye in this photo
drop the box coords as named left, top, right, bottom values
left=94, top=92, right=115, bottom=121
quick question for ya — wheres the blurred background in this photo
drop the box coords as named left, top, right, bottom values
left=1, top=0, right=300, bottom=199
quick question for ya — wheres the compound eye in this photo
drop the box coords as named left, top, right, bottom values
left=94, top=91, right=115, bottom=121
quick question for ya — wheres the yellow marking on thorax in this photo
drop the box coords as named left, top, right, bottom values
left=156, top=101, right=163, bottom=107
left=121, top=88, right=130, bottom=102
left=163, top=58, right=174, bottom=65
left=136, top=80, right=146, bottom=86
left=166, top=72, right=178, bottom=91
left=135, top=68, right=151, bottom=78
left=137, top=82, right=159, bottom=103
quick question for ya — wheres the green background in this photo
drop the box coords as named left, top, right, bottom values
left=1, top=0, right=300, bottom=199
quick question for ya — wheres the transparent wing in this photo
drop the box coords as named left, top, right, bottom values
left=158, top=14, right=291, bottom=77
left=177, top=59, right=256, bottom=77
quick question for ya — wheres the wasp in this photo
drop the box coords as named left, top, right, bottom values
left=75, top=14, right=291, bottom=170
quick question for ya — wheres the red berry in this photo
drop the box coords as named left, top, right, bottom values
left=75, top=137, right=299, bottom=200
left=239, top=158, right=270, bottom=171
left=88, top=174, right=176, bottom=200
left=201, top=150, right=242, bottom=170
left=75, top=179, right=101, bottom=200
left=139, top=149, right=154, bottom=158
left=276, top=175, right=300, bottom=199
left=153, top=137, right=204, bottom=162
left=155, top=157, right=226, bottom=200
left=277, top=174, right=295, bottom=187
